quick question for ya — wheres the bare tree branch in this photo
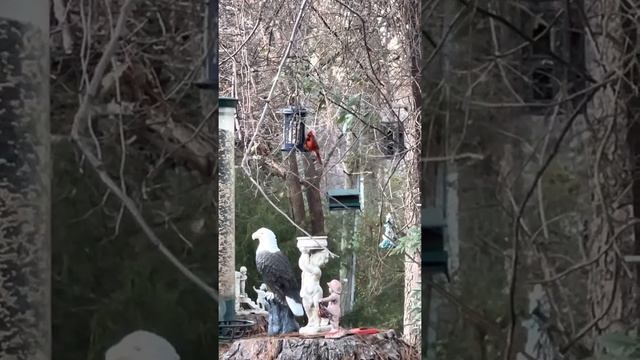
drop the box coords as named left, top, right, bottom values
left=69, top=0, right=219, bottom=301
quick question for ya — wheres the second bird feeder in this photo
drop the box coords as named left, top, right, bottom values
left=422, top=162, right=449, bottom=278
left=327, top=176, right=363, bottom=211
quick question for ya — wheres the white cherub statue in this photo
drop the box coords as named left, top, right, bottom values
left=298, top=248, right=331, bottom=333
left=253, top=283, right=269, bottom=311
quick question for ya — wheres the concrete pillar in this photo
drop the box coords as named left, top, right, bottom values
left=0, top=2, right=51, bottom=358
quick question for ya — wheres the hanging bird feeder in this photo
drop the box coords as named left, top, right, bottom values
left=377, top=107, right=406, bottom=158
left=379, top=120, right=405, bottom=157
left=194, top=0, right=218, bottom=90
left=422, top=162, right=449, bottom=278
left=327, top=176, right=363, bottom=211
left=280, top=106, right=308, bottom=152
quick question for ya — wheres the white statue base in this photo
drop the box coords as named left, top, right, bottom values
left=236, top=294, right=268, bottom=315
left=297, top=236, right=332, bottom=336
left=299, top=324, right=333, bottom=335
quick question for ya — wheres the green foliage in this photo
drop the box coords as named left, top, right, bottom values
left=340, top=279, right=405, bottom=331
left=587, top=332, right=640, bottom=360
left=234, top=170, right=343, bottom=292
left=233, top=168, right=407, bottom=334
left=391, top=226, right=421, bottom=254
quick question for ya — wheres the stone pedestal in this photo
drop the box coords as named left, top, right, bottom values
left=297, top=236, right=332, bottom=336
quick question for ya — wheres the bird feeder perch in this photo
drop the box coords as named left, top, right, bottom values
left=280, top=106, right=308, bottom=152
left=327, top=176, right=364, bottom=211
left=422, top=162, right=449, bottom=277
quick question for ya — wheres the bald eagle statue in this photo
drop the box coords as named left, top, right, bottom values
left=252, top=228, right=303, bottom=335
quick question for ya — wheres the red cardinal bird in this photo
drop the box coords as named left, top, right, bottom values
left=304, top=130, right=322, bottom=165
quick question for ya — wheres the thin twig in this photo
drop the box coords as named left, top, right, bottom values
left=237, top=0, right=338, bottom=255
left=560, top=257, right=620, bottom=354
left=503, top=91, right=594, bottom=360
left=69, top=0, right=218, bottom=301
left=529, top=219, right=640, bottom=284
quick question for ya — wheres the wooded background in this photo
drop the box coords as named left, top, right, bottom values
left=219, top=0, right=424, bottom=352
left=220, top=1, right=420, bottom=348
left=420, top=1, right=640, bottom=360
left=16, top=0, right=640, bottom=359
left=49, top=0, right=218, bottom=358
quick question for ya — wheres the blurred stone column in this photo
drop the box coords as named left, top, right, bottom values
left=0, top=2, right=51, bottom=359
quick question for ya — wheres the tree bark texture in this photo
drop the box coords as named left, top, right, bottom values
left=303, top=154, right=325, bottom=235
left=285, top=154, right=306, bottom=228
left=403, top=0, right=422, bottom=351
left=339, top=132, right=359, bottom=315
left=0, top=4, right=51, bottom=359
left=339, top=175, right=356, bottom=314
left=584, top=0, right=640, bottom=351
left=402, top=110, right=422, bottom=351
left=222, top=331, right=419, bottom=360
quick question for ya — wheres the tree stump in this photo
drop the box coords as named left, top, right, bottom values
left=235, top=313, right=268, bottom=336
left=221, top=330, right=419, bottom=360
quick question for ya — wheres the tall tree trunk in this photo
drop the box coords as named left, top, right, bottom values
left=402, top=0, right=422, bottom=352
left=624, top=0, right=640, bottom=327
left=340, top=132, right=359, bottom=315
left=0, top=3, right=51, bottom=359
left=303, top=154, right=325, bottom=235
left=286, top=154, right=306, bottom=228
left=403, top=117, right=422, bottom=350
left=584, top=0, right=639, bottom=352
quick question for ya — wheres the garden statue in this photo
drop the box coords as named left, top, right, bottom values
left=238, top=266, right=248, bottom=296
left=253, top=283, right=269, bottom=312
left=319, top=279, right=342, bottom=331
left=297, top=240, right=332, bottom=335
left=234, top=266, right=265, bottom=314
left=235, top=270, right=242, bottom=312
left=379, top=213, right=397, bottom=249
left=253, top=228, right=303, bottom=335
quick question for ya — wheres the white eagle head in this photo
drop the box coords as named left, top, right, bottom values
left=251, top=227, right=280, bottom=253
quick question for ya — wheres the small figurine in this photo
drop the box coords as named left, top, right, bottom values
left=235, top=266, right=266, bottom=314
left=253, top=283, right=269, bottom=311
left=235, top=270, right=243, bottom=312
left=379, top=213, right=397, bottom=249
left=319, top=279, right=342, bottom=331
left=299, top=248, right=331, bottom=333
left=239, top=266, right=248, bottom=296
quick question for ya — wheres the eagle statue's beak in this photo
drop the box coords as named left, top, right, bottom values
left=251, top=231, right=258, bottom=240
